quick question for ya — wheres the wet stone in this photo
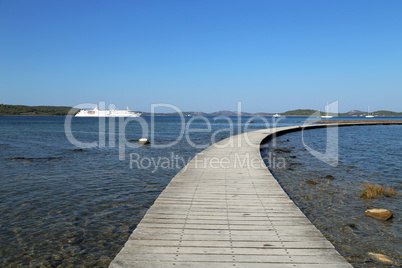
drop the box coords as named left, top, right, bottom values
left=368, top=252, right=395, bottom=265
left=365, top=209, right=393, bottom=221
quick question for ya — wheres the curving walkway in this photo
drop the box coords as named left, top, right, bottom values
left=110, top=125, right=354, bottom=267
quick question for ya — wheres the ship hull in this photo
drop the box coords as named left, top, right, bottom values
left=75, top=107, right=141, bottom=117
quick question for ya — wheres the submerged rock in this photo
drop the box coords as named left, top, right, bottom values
left=290, top=162, right=302, bottom=166
left=10, top=156, right=61, bottom=161
left=52, top=253, right=64, bottom=261
left=12, top=157, right=26, bottom=160
left=345, top=223, right=357, bottom=229
left=368, top=252, right=395, bottom=265
left=306, top=180, right=317, bottom=185
left=365, top=208, right=393, bottom=221
left=274, top=148, right=291, bottom=153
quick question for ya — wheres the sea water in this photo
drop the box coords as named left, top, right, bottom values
left=0, top=116, right=400, bottom=267
left=264, top=124, right=401, bottom=267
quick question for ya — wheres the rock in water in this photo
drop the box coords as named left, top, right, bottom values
left=274, top=148, right=291, bottom=153
left=368, top=253, right=394, bottom=264
left=365, top=209, right=393, bottom=220
left=138, top=138, right=150, bottom=145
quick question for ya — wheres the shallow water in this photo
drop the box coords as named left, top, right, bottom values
left=264, top=125, right=401, bottom=267
left=0, top=116, right=401, bottom=267
left=0, top=115, right=286, bottom=267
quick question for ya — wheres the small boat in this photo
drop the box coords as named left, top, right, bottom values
left=321, top=115, right=333, bottom=119
left=273, top=113, right=281, bottom=117
left=75, top=106, right=142, bottom=117
left=321, top=102, right=333, bottom=119
left=365, top=106, right=374, bottom=118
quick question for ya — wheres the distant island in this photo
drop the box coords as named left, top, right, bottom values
left=1, top=104, right=401, bottom=117
left=0, top=104, right=79, bottom=116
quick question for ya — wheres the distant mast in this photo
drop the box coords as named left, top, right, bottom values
left=321, top=101, right=333, bottom=119
left=365, top=106, right=374, bottom=118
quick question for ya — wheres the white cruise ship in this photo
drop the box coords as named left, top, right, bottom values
left=75, top=106, right=142, bottom=117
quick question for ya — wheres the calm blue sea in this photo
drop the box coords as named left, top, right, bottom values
left=263, top=123, right=401, bottom=267
left=0, top=116, right=400, bottom=267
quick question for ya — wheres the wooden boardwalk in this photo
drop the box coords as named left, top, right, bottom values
left=310, top=120, right=402, bottom=125
left=110, top=126, right=353, bottom=267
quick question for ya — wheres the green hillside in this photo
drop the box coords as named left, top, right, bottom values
left=373, top=110, right=402, bottom=116
left=0, top=104, right=78, bottom=116
left=280, top=109, right=321, bottom=116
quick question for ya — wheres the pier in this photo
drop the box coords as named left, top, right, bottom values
left=109, top=124, right=363, bottom=267
left=310, top=120, right=402, bottom=125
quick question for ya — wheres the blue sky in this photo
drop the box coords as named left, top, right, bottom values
left=1, top=0, right=401, bottom=113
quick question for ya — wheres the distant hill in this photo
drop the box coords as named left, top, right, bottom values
left=343, top=110, right=365, bottom=116
left=252, top=112, right=276, bottom=116
left=339, top=110, right=402, bottom=116
left=209, top=110, right=252, bottom=116
left=280, top=109, right=321, bottom=116
left=281, top=109, right=402, bottom=117
left=372, top=110, right=402, bottom=116
left=0, top=104, right=78, bottom=116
